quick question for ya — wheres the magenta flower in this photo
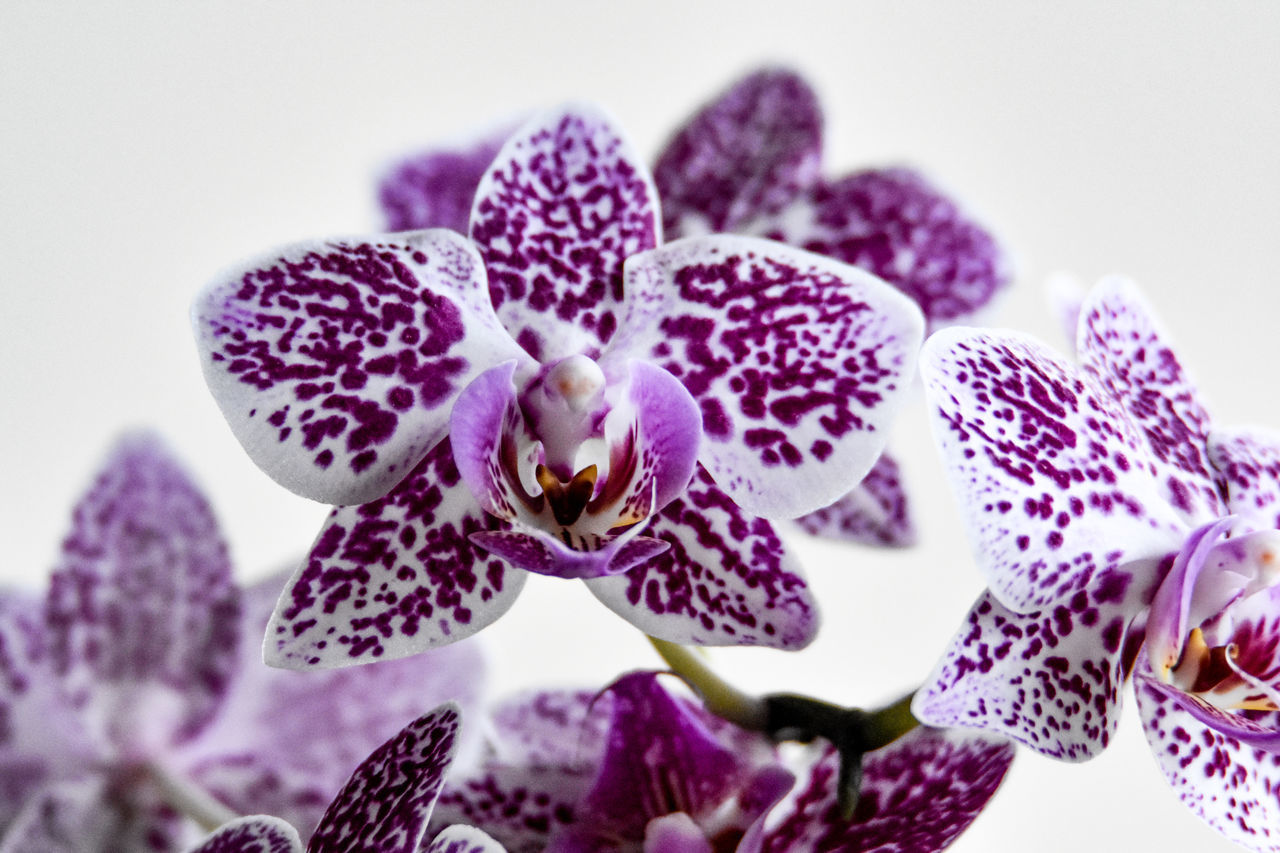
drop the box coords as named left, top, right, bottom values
left=913, top=278, right=1280, bottom=850
left=380, top=70, right=1007, bottom=550
left=194, top=104, right=924, bottom=667
left=187, top=702, right=506, bottom=853
left=428, top=671, right=1012, bottom=852
left=0, top=434, right=484, bottom=852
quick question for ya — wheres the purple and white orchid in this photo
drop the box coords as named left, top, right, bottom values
left=0, top=434, right=484, bottom=852
left=377, top=70, right=1008, bottom=550
left=428, top=671, right=1013, bottom=853
left=194, top=104, right=924, bottom=668
left=913, top=277, right=1280, bottom=850
left=187, top=702, right=506, bottom=853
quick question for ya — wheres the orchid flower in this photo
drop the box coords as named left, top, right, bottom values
left=428, top=671, right=1013, bottom=852
left=378, top=70, right=1006, bottom=550
left=913, top=277, right=1280, bottom=850
left=186, top=702, right=506, bottom=853
left=194, top=104, right=924, bottom=668
left=0, top=434, right=484, bottom=852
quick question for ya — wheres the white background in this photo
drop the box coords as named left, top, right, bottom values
left=3, top=3, right=1279, bottom=850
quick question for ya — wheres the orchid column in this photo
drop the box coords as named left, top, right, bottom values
left=193, top=104, right=925, bottom=668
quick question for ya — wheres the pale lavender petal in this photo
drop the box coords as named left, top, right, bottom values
left=586, top=467, right=818, bottom=649
left=487, top=688, right=612, bottom=769
left=380, top=126, right=513, bottom=233
left=188, top=816, right=303, bottom=853
left=793, top=451, right=915, bottom=547
left=1145, top=519, right=1236, bottom=680
left=763, top=729, right=1014, bottom=853
left=193, top=230, right=530, bottom=505
left=640, top=814, right=712, bottom=853
left=1137, top=669, right=1280, bottom=752
left=432, top=766, right=589, bottom=853
left=745, top=169, right=1011, bottom=331
left=471, top=105, right=660, bottom=362
left=448, top=361, right=532, bottom=522
left=1078, top=277, right=1225, bottom=525
left=613, top=235, right=923, bottom=518
left=617, top=360, right=702, bottom=512
left=0, top=592, right=95, bottom=826
left=1210, top=426, right=1280, bottom=531
left=265, top=438, right=526, bottom=668
left=185, top=571, right=489, bottom=839
left=1135, top=674, right=1280, bottom=852
left=913, top=570, right=1151, bottom=760
left=44, top=433, right=239, bottom=750
left=653, top=68, right=822, bottom=236
left=308, top=703, right=461, bottom=853
left=922, top=327, right=1188, bottom=611
left=426, top=825, right=509, bottom=853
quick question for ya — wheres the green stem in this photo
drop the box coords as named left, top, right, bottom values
left=647, top=636, right=769, bottom=730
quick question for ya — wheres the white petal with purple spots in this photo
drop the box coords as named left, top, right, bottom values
left=194, top=230, right=529, bottom=505
left=585, top=467, right=817, bottom=649
left=265, top=439, right=525, bottom=669
left=612, top=235, right=923, bottom=519
left=470, top=105, right=660, bottom=362
left=188, top=816, right=303, bottom=853
left=426, top=825, right=509, bottom=853
left=914, top=567, right=1151, bottom=760
left=793, top=450, right=915, bottom=547
left=1135, top=674, right=1280, bottom=852
left=922, top=328, right=1188, bottom=611
left=1078, top=277, right=1224, bottom=526
left=1210, top=426, right=1280, bottom=532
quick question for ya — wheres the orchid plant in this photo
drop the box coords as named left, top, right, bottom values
left=4, top=64, right=1272, bottom=853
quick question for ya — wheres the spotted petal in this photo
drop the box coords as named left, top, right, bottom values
left=194, top=230, right=529, bottom=505
left=470, top=105, right=660, bottom=362
left=380, top=125, right=513, bottom=233
left=793, top=451, right=915, bottom=547
left=762, top=729, right=1014, bottom=852
left=265, top=438, right=526, bottom=668
left=922, top=328, right=1188, bottom=611
left=613, top=235, right=923, bottom=518
left=913, top=568, right=1151, bottom=760
left=426, top=825, right=509, bottom=853
left=585, top=466, right=818, bottom=649
left=1135, top=674, right=1280, bottom=852
left=44, top=433, right=239, bottom=750
left=1078, top=277, right=1224, bottom=525
left=308, top=703, right=461, bottom=853
left=1210, top=426, right=1280, bottom=532
left=744, top=169, right=1011, bottom=331
left=186, top=571, right=487, bottom=838
left=653, top=68, right=822, bottom=236
left=188, top=816, right=303, bottom=853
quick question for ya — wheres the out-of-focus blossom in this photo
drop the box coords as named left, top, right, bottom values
left=194, top=104, right=923, bottom=668
left=914, top=277, right=1280, bottom=850
left=186, top=703, right=506, bottom=853
left=0, top=434, right=484, bottom=852
left=430, top=671, right=1013, bottom=852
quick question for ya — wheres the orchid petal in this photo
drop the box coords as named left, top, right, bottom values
left=573, top=673, right=754, bottom=841
left=613, top=235, right=923, bottom=518
left=793, top=451, right=915, bottom=547
left=1078, top=277, right=1225, bottom=524
left=265, top=438, right=526, bottom=668
left=1137, top=664, right=1280, bottom=752
left=188, top=816, right=303, bottom=853
left=653, top=68, right=822, bottom=236
left=0, top=778, right=116, bottom=853
left=426, top=825, right=509, bottom=853
left=640, top=814, right=713, bottom=853
left=308, top=703, right=461, bottom=853
left=762, top=729, right=1014, bottom=853
left=470, top=105, right=660, bottom=362
left=468, top=530, right=669, bottom=580
left=186, top=571, right=487, bottom=838
left=1210, top=426, right=1280, bottom=532
left=922, top=328, right=1188, bottom=611
left=448, top=361, right=535, bottom=524
left=586, top=467, right=818, bottom=648
left=380, top=126, right=513, bottom=233
left=913, top=570, right=1149, bottom=760
left=489, top=688, right=613, bottom=769
left=435, top=765, right=590, bottom=853
left=1135, top=674, right=1280, bottom=852
left=194, top=230, right=529, bottom=505
left=744, top=169, right=1011, bottom=331
left=44, top=433, right=239, bottom=750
